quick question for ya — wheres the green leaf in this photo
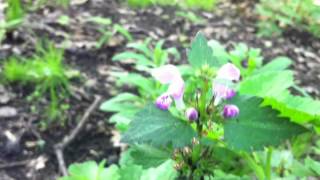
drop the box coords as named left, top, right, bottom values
left=112, top=52, right=153, bottom=66
left=130, top=144, right=171, bottom=168
left=224, top=95, right=308, bottom=151
left=112, top=72, right=154, bottom=94
left=263, top=92, right=320, bottom=124
left=127, top=40, right=152, bottom=58
left=207, top=40, right=229, bottom=66
left=86, top=16, right=112, bottom=25
left=57, top=15, right=70, bottom=26
left=100, top=93, right=140, bottom=114
left=113, top=24, right=133, bottom=42
left=109, top=113, right=133, bottom=132
left=119, top=165, right=143, bottom=180
left=291, top=160, right=316, bottom=177
left=59, top=161, right=120, bottom=180
left=187, top=32, right=217, bottom=68
left=255, top=56, right=292, bottom=74
left=140, top=160, right=177, bottom=180
left=122, top=104, right=196, bottom=147
left=239, top=71, right=294, bottom=97
left=305, top=157, right=320, bottom=175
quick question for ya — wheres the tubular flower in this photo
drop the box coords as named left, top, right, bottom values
left=223, top=104, right=239, bottom=118
left=213, top=63, right=240, bottom=105
left=185, top=107, right=198, bottom=121
left=155, top=93, right=172, bottom=110
left=216, top=63, right=240, bottom=81
left=152, top=65, right=185, bottom=110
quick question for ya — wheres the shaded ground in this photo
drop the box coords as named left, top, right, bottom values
left=0, top=0, right=319, bottom=179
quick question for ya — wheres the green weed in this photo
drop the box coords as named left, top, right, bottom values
left=3, top=41, right=71, bottom=127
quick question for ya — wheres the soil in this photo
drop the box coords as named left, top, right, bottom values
left=0, top=0, right=319, bottom=179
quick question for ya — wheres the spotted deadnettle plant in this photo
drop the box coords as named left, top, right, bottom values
left=120, top=33, right=311, bottom=180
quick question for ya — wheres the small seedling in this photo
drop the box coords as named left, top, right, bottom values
left=86, top=16, right=133, bottom=48
left=126, top=0, right=218, bottom=10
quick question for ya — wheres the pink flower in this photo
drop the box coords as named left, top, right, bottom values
left=151, top=65, right=185, bottom=110
left=216, top=63, right=240, bottom=81
left=213, top=63, right=240, bottom=105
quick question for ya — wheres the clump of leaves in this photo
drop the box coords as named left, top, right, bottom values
left=256, top=0, right=320, bottom=37
left=6, top=0, right=25, bottom=22
left=0, top=0, right=25, bottom=43
left=3, top=41, right=71, bottom=127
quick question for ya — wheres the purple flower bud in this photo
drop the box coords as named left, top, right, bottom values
left=241, top=60, right=248, bottom=68
left=155, top=93, right=172, bottom=110
left=226, top=89, right=236, bottom=100
left=223, top=104, right=239, bottom=118
left=185, top=107, right=198, bottom=121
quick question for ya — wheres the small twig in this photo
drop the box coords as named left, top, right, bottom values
left=0, top=160, right=30, bottom=169
left=55, top=149, right=68, bottom=176
left=54, top=95, right=102, bottom=176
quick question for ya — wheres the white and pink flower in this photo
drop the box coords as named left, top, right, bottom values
left=151, top=65, right=185, bottom=110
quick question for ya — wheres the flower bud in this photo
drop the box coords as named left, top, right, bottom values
left=223, top=104, right=239, bottom=118
left=155, top=93, right=172, bottom=110
left=241, top=60, right=248, bottom=68
left=174, top=162, right=184, bottom=170
left=182, top=147, right=191, bottom=156
left=191, top=137, right=199, bottom=145
left=185, top=107, right=198, bottom=121
left=226, top=89, right=236, bottom=100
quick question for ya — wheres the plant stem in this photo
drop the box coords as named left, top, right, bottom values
left=265, top=147, right=273, bottom=180
left=242, top=152, right=265, bottom=180
left=197, top=80, right=209, bottom=137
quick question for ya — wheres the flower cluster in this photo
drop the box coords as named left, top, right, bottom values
left=213, top=63, right=240, bottom=118
left=151, top=63, right=240, bottom=120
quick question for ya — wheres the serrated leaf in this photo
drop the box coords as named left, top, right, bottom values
left=122, top=104, right=196, bottom=147
left=263, top=92, right=320, bottom=124
left=255, top=56, right=292, bottom=74
left=130, top=144, right=171, bottom=168
left=224, top=95, right=308, bottom=151
left=239, top=71, right=294, bottom=97
left=187, top=32, right=217, bottom=68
